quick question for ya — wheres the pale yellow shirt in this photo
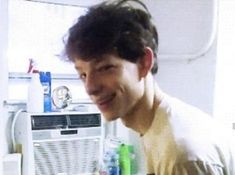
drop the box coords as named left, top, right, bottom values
left=142, top=95, right=235, bottom=175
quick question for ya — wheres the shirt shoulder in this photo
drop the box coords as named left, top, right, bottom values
left=142, top=94, right=235, bottom=175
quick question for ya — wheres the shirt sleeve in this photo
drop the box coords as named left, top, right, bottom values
left=172, top=160, right=225, bottom=175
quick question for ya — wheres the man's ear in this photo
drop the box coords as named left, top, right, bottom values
left=138, top=47, right=154, bottom=78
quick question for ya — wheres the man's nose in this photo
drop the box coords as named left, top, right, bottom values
left=85, top=74, right=102, bottom=96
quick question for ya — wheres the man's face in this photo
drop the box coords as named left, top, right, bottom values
left=74, top=54, right=145, bottom=121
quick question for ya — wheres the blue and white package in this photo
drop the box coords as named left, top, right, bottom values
left=40, top=71, right=52, bottom=112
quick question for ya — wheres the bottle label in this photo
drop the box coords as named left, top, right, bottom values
left=42, top=82, right=50, bottom=94
left=39, top=72, right=52, bottom=112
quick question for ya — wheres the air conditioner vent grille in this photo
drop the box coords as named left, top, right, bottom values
left=34, top=138, right=100, bottom=175
left=31, top=115, right=67, bottom=130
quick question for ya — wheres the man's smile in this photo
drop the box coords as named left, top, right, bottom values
left=94, top=93, right=116, bottom=111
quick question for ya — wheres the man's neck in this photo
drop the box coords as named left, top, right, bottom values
left=121, top=74, right=163, bottom=135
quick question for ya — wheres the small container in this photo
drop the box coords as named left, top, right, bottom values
left=27, top=73, right=44, bottom=113
left=118, top=144, right=137, bottom=175
left=39, top=71, right=52, bottom=112
left=118, top=144, right=131, bottom=175
left=103, top=149, right=120, bottom=175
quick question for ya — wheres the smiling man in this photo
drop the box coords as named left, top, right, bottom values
left=63, top=0, right=235, bottom=174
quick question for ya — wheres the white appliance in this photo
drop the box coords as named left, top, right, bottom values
left=14, top=111, right=104, bottom=175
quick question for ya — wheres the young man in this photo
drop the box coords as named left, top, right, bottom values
left=64, top=0, right=235, bottom=174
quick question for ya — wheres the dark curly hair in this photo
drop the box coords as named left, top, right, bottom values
left=64, top=0, right=159, bottom=74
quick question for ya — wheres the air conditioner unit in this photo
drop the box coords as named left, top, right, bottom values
left=14, top=111, right=104, bottom=175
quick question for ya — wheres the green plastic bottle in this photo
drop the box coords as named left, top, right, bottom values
left=118, top=144, right=131, bottom=175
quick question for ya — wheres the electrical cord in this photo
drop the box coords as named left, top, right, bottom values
left=11, top=108, right=25, bottom=153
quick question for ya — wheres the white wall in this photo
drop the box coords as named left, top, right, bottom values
left=214, top=0, right=235, bottom=130
left=157, top=43, right=216, bottom=115
left=147, top=0, right=217, bottom=114
left=0, top=0, right=8, bottom=174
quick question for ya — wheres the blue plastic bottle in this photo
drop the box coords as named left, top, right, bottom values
left=108, top=152, right=120, bottom=175
left=103, top=149, right=120, bottom=175
left=39, top=71, right=52, bottom=112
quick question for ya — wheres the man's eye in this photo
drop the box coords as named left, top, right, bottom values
left=79, top=73, right=86, bottom=81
